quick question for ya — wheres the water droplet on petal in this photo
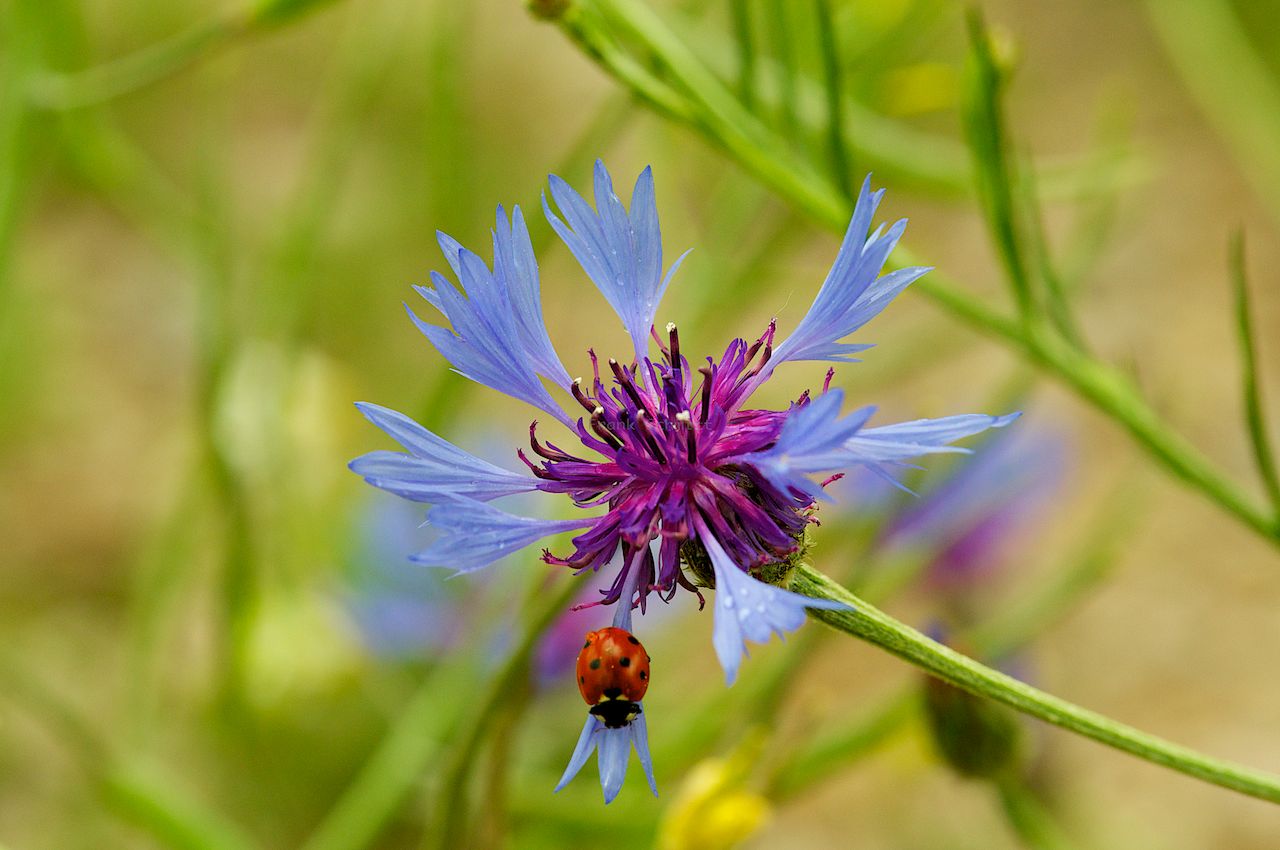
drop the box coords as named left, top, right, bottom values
left=724, top=596, right=734, bottom=609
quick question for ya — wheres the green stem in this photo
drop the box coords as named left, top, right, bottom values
left=1143, top=0, right=1280, bottom=230
left=962, top=9, right=1033, bottom=319
left=765, top=0, right=798, bottom=141
left=298, top=663, right=473, bottom=850
left=728, top=0, right=756, bottom=110
left=993, top=773, right=1077, bottom=850
left=100, top=763, right=260, bottom=850
left=813, top=0, right=852, bottom=196
left=791, top=565, right=1280, bottom=805
left=1230, top=231, right=1280, bottom=518
left=26, top=14, right=249, bottom=109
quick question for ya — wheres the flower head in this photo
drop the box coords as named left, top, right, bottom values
left=350, top=162, right=1018, bottom=801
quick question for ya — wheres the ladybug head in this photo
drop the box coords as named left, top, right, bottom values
left=589, top=699, right=642, bottom=729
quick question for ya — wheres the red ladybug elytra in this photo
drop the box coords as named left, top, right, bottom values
left=575, top=626, right=651, bottom=729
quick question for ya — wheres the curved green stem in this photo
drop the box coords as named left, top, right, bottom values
left=26, top=14, right=249, bottom=109
left=791, top=565, right=1280, bottom=805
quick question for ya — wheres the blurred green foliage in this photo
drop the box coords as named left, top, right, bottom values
left=4, top=1, right=1280, bottom=848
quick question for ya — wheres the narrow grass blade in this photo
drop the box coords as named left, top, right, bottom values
left=1231, top=231, right=1280, bottom=518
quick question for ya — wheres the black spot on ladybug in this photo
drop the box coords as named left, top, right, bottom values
left=620, top=657, right=631, bottom=667
left=639, top=670, right=647, bottom=680
left=579, top=676, right=585, bottom=683
left=589, top=658, right=601, bottom=670
left=603, top=687, right=622, bottom=700
left=583, top=640, right=591, bottom=649
left=627, top=635, right=639, bottom=645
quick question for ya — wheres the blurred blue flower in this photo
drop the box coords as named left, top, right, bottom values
left=877, top=425, right=1067, bottom=593
left=343, top=492, right=473, bottom=660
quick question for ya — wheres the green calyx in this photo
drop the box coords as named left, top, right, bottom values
left=680, top=529, right=812, bottom=590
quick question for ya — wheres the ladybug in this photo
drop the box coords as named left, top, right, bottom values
left=575, top=626, right=651, bottom=729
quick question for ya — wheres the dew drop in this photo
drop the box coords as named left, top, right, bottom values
left=724, top=596, right=734, bottom=609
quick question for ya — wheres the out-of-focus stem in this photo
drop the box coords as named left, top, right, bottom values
left=1143, top=0, right=1280, bottom=229
left=814, top=0, right=852, bottom=196
left=0, top=655, right=259, bottom=850
left=26, top=14, right=250, bottom=109
left=1229, top=232, right=1280, bottom=518
left=993, top=773, right=1077, bottom=850
left=425, top=575, right=581, bottom=850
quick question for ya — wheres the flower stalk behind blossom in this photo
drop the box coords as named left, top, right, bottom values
left=349, top=162, right=1017, bottom=802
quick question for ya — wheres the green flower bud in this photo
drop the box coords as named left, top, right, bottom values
left=922, top=666, right=1021, bottom=779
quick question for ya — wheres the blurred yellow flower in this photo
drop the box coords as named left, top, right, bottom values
left=657, top=756, right=772, bottom=850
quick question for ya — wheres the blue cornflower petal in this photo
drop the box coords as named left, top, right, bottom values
left=629, top=712, right=658, bottom=796
left=845, top=412, right=1022, bottom=463
left=409, top=212, right=573, bottom=427
left=349, top=403, right=539, bottom=503
left=747, top=389, right=876, bottom=501
left=555, top=714, right=599, bottom=794
left=696, top=521, right=848, bottom=685
left=748, top=393, right=1019, bottom=496
left=772, top=176, right=930, bottom=369
left=544, top=160, right=688, bottom=366
left=410, top=498, right=594, bottom=574
left=492, top=205, right=573, bottom=387
left=554, top=710, right=658, bottom=803
left=596, top=720, right=632, bottom=802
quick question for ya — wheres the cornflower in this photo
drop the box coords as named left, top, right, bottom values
left=349, top=161, right=1016, bottom=800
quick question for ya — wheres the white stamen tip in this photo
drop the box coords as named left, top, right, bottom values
left=665, top=322, right=677, bottom=333
left=675, top=411, right=692, bottom=423
left=592, top=406, right=605, bottom=416
left=573, top=377, right=582, bottom=385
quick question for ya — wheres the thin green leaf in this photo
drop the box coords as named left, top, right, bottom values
left=962, top=8, right=1033, bottom=319
left=765, top=0, right=799, bottom=140
left=26, top=14, right=248, bottom=109
left=993, top=774, right=1078, bottom=850
left=1144, top=0, right=1280, bottom=230
left=813, top=0, right=852, bottom=196
left=1019, top=157, right=1088, bottom=350
left=728, top=0, right=757, bottom=110
left=1231, top=231, right=1280, bottom=518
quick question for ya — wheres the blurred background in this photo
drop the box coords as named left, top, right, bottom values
left=2, top=0, right=1280, bottom=847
